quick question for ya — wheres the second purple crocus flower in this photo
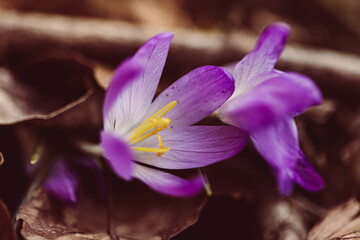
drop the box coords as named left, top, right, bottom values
left=101, top=32, right=248, bottom=197
left=218, top=23, right=323, bottom=195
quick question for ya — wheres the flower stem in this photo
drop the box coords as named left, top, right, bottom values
left=73, top=139, right=103, bottom=157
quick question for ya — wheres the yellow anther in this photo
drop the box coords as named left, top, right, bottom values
left=155, top=134, right=167, bottom=157
left=128, top=101, right=176, bottom=157
left=129, top=101, right=177, bottom=137
left=131, top=147, right=170, bottom=154
left=129, top=118, right=171, bottom=144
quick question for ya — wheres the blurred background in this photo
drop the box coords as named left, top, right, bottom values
left=0, top=0, right=360, bottom=239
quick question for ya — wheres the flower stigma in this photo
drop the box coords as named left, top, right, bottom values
left=129, top=101, right=177, bottom=157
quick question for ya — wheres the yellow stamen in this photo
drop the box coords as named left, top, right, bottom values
left=129, top=118, right=170, bottom=143
left=131, top=147, right=170, bottom=154
left=129, top=101, right=177, bottom=137
left=128, top=101, right=176, bottom=157
left=155, top=134, right=166, bottom=157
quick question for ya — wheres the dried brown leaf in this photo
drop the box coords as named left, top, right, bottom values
left=17, top=179, right=207, bottom=240
left=17, top=189, right=108, bottom=240
left=0, top=51, right=97, bottom=126
left=0, top=199, right=17, bottom=240
left=307, top=198, right=360, bottom=240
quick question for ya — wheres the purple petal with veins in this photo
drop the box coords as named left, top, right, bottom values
left=218, top=23, right=323, bottom=195
left=219, top=71, right=322, bottom=131
left=148, top=66, right=234, bottom=127
left=250, top=118, right=323, bottom=195
left=233, top=23, right=290, bottom=91
left=133, top=164, right=205, bottom=197
left=133, top=125, right=248, bottom=169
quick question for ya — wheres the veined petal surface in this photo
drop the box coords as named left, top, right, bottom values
left=250, top=118, right=322, bottom=195
left=133, top=126, right=248, bottom=169
left=133, top=164, right=204, bottom=197
left=233, top=23, right=290, bottom=92
left=147, top=66, right=234, bottom=127
left=104, top=32, right=173, bottom=134
left=251, top=118, right=299, bottom=172
left=219, top=72, right=322, bottom=131
left=103, top=58, right=144, bottom=133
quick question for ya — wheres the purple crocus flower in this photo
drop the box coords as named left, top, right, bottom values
left=43, top=154, right=105, bottom=206
left=101, top=32, right=248, bottom=197
left=217, top=23, right=323, bottom=195
left=43, top=158, right=78, bottom=206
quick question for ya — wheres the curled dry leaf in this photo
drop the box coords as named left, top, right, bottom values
left=17, top=178, right=207, bottom=240
left=0, top=51, right=100, bottom=127
left=0, top=198, right=17, bottom=240
left=307, top=198, right=360, bottom=240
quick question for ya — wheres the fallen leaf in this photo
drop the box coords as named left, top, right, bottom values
left=17, top=176, right=207, bottom=240
left=307, top=198, right=360, bottom=240
left=0, top=198, right=17, bottom=240
left=0, top=51, right=97, bottom=126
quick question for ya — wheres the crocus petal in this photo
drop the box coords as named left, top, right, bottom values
left=251, top=118, right=299, bottom=170
left=275, top=152, right=324, bottom=195
left=250, top=118, right=322, bottom=195
left=274, top=168, right=295, bottom=196
left=133, top=126, right=248, bottom=169
left=233, top=23, right=290, bottom=92
left=43, top=159, right=78, bottom=206
left=103, top=57, right=145, bottom=132
left=219, top=72, right=322, bottom=131
left=292, top=150, right=324, bottom=192
left=133, top=164, right=204, bottom=197
left=147, top=66, right=234, bottom=127
left=101, top=131, right=133, bottom=181
left=104, top=32, right=173, bottom=134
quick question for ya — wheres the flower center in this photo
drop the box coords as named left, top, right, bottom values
left=129, top=101, right=177, bottom=157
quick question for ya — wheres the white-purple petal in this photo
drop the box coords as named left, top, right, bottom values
left=100, top=131, right=133, bottom=181
left=43, top=159, right=78, bottom=206
left=104, top=32, right=173, bottom=134
left=147, top=66, right=234, bottom=127
left=219, top=72, right=322, bottom=131
left=103, top=57, right=145, bottom=133
left=133, top=126, right=248, bottom=169
left=233, top=23, right=290, bottom=92
left=133, top=164, right=204, bottom=197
